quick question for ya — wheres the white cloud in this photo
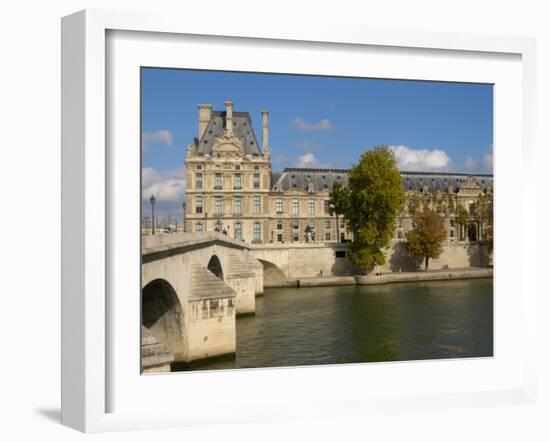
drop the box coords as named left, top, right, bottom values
left=292, top=117, right=333, bottom=131
left=142, top=129, right=173, bottom=150
left=294, top=152, right=331, bottom=168
left=142, top=167, right=185, bottom=203
left=464, top=156, right=476, bottom=170
left=294, top=140, right=325, bottom=152
left=389, top=145, right=451, bottom=171
left=483, top=145, right=493, bottom=172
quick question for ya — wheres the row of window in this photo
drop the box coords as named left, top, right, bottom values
left=276, top=198, right=329, bottom=215
left=195, top=173, right=261, bottom=189
left=194, top=196, right=331, bottom=216
left=274, top=220, right=334, bottom=230
left=194, top=221, right=339, bottom=243
left=195, top=164, right=260, bottom=171
left=194, top=195, right=262, bottom=215
left=194, top=221, right=262, bottom=241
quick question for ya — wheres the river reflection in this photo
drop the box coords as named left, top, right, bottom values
left=176, top=278, right=493, bottom=371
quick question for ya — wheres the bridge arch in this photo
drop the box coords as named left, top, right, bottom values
left=141, top=278, right=184, bottom=357
left=258, top=259, right=286, bottom=280
left=207, top=254, right=224, bottom=280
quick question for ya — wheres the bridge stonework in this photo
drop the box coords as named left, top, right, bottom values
left=141, top=232, right=263, bottom=367
left=249, top=242, right=357, bottom=280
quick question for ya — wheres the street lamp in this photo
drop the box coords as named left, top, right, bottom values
left=150, top=195, right=156, bottom=235
left=182, top=201, right=187, bottom=232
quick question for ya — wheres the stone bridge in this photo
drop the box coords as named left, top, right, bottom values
left=249, top=242, right=355, bottom=280
left=141, top=232, right=263, bottom=372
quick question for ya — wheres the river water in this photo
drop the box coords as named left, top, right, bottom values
left=180, top=278, right=493, bottom=371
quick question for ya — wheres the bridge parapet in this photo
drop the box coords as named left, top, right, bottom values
left=142, top=231, right=248, bottom=261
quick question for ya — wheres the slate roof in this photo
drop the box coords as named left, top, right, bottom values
left=271, top=168, right=493, bottom=193
left=195, top=111, right=262, bottom=156
left=272, top=168, right=349, bottom=192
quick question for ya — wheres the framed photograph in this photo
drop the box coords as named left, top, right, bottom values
left=61, top=9, right=537, bottom=432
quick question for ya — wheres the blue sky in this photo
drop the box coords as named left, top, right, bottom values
left=141, top=68, right=493, bottom=220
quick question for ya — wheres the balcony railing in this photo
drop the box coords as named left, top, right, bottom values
left=214, top=212, right=224, bottom=217
left=214, top=185, right=222, bottom=190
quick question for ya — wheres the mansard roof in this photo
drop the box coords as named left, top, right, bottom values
left=272, top=168, right=350, bottom=192
left=272, top=168, right=493, bottom=193
left=195, top=111, right=262, bottom=156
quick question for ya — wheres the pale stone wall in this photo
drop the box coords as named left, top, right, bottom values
left=252, top=241, right=490, bottom=280
left=187, top=298, right=236, bottom=362
left=376, top=240, right=491, bottom=272
left=251, top=243, right=357, bottom=279
left=226, top=275, right=256, bottom=316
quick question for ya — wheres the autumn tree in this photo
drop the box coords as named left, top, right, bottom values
left=406, top=208, right=447, bottom=270
left=343, top=146, right=405, bottom=271
left=328, top=181, right=350, bottom=242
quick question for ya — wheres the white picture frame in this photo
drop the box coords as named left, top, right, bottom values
left=61, top=9, right=537, bottom=433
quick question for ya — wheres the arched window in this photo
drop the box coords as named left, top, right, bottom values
left=195, top=223, right=203, bottom=232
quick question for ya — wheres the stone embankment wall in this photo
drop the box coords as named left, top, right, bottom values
left=376, top=240, right=491, bottom=273
left=252, top=240, right=491, bottom=280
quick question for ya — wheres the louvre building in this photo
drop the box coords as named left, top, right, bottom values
left=185, top=101, right=493, bottom=244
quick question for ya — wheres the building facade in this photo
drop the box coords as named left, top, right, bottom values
left=185, top=101, right=493, bottom=244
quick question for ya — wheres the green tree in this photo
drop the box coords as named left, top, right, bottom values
left=344, top=146, right=405, bottom=271
left=406, top=208, right=447, bottom=270
left=328, top=181, right=350, bottom=242
left=455, top=205, right=469, bottom=240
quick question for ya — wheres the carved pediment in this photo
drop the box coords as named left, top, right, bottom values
left=212, top=132, right=243, bottom=156
left=458, top=176, right=482, bottom=196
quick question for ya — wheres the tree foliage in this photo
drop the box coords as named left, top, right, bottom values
left=328, top=181, right=350, bottom=242
left=341, top=146, right=405, bottom=271
left=406, top=208, right=447, bottom=270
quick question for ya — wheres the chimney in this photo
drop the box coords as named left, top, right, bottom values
left=224, top=100, right=234, bottom=135
left=261, top=109, right=269, bottom=150
left=198, top=104, right=213, bottom=140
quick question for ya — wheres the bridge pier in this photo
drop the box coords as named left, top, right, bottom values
left=141, top=232, right=268, bottom=371
left=141, top=326, right=174, bottom=373
left=246, top=254, right=264, bottom=296
left=186, top=264, right=237, bottom=362
left=225, top=254, right=256, bottom=316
